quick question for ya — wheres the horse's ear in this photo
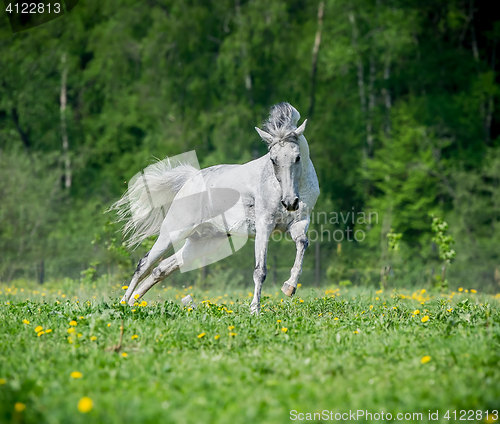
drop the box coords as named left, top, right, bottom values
left=255, top=127, right=274, bottom=145
left=294, top=119, right=307, bottom=137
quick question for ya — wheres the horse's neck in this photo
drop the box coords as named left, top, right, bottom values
left=298, top=135, right=312, bottom=179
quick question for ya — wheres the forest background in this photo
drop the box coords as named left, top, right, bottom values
left=1, top=0, right=499, bottom=292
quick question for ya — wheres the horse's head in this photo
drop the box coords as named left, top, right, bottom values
left=255, top=119, right=307, bottom=212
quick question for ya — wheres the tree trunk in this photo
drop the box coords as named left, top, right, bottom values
left=315, top=241, right=320, bottom=285
left=309, top=1, right=325, bottom=118
left=60, top=53, right=72, bottom=188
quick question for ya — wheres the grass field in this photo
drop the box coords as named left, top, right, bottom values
left=1, top=281, right=499, bottom=423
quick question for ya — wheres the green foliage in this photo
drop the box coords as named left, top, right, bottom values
left=431, top=216, right=456, bottom=265
left=0, top=0, right=499, bottom=289
left=387, top=229, right=403, bottom=252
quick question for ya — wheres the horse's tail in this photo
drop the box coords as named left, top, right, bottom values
left=108, top=159, right=199, bottom=248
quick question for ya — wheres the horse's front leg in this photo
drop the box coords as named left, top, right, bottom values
left=282, top=219, right=310, bottom=297
left=250, top=221, right=274, bottom=315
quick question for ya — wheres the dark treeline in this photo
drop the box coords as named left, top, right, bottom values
left=0, top=0, right=499, bottom=290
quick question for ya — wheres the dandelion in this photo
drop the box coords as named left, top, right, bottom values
left=229, top=332, right=237, bottom=336
left=37, top=331, right=44, bottom=337
left=369, top=305, right=373, bottom=310
left=458, top=287, right=463, bottom=292
left=131, top=309, right=136, bottom=312
left=353, top=330, right=359, bottom=334
left=197, top=332, right=205, bottom=338
left=447, top=308, right=453, bottom=312
left=107, top=323, right=111, bottom=327
left=131, top=335, right=138, bottom=340
left=298, top=283, right=302, bottom=287
left=413, top=310, right=420, bottom=315
left=77, top=333, right=82, bottom=338
left=90, top=336, right=97, bottom=341
left=281, top=327, right=288, bottom=333
left=214, top=335, right=220, bottom=340
left=23, top=319, right=30, bottom=325
left=69, top=320, right=77, bottom=326
left=299, top=299, right=304, bottom=303
left=77, top=397, right=93, bottom=413
left=228, top=325, right=235, bottom=330
left=393, top=307, right=397, bottom=310
left=122, top=352, right=128, bottom=358
left=14, top=402, right=26, bottom=412
left=420, top=355, right=431, bottom=364
left=120, top=301, right=126, bottom=304
left=465, top=289, right=469, bottom=293
left=187, top=308, right=193, bottom=312
left=134, top=294, right=140, bottom=299
left=375, top=297, right=379, bottom=300
left=140, top=301, right=147, bottom=307
left=34, top=326, right=43, bottom=333
left=226, top=310, right=234, bottom=313
left=122, top=285, right=128, bottom=290
left=276, top=320, right=281, bottom=323
left=70, top=371, right=83, bottom=379
left=67, top=328, right=75, bottom=334
left=421, top=316, right=429, bottom=323
left=334, top=317, right=339, bottom=321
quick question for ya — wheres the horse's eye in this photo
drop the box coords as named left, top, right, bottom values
left=295, top=156, right=301, bottom=163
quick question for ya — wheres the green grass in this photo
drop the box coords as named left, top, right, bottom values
left=1, top=282, right=499, bottom=424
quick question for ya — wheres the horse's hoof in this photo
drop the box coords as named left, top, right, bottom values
left=281, top=282, right=296, bottom=297
left=250, top=304, right=260, bottom=315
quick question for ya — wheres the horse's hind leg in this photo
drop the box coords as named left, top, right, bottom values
left=122, top=227, right=192, bottom=303
left=129, top=235, right=228, bottom=304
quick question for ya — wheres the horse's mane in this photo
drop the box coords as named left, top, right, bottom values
left=262, top=102, right=301, bottom=144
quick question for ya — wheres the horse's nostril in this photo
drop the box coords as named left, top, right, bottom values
left=292, top=198, right=299, bottom=209
left=281, top=200, right=287, bottom=209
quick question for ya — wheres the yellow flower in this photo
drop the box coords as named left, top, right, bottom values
left=276, top=320, right=281, bottom=323
left=353, top=330, right=359, bottom=334
left=37, top=331, right=44, bottom=337
left=131, top=334, right=138, bottom=340
left=299, top=299, right=304, bottom=303
left=421, top=316, right=429, bottom=323
left=229, top=332, right=237, bottom=336
left=447, top=308, right=453, bottom=312
left=369, top=305, right=373, bottom=309
left=197, top=332, right=205, bottom=338
left=131, top=309, right=136, bottom=312
left=34, top=326, right=43, bottom=332
left=228, top=325, right=235, bottom=330
left=69, top=320, right=77, bottom=326
left=458, top=287, right=463, bottom=292
left=107, top=323, right=111, bottom=327
left=14, top=402, right=26, bottom=412
left=470, top=289, right=477, bottom=293
left=45, top=329, right=52, bottom=333
left=79, top=316, right=84, bottom=320
left=23, top=319, right=30, bottom=325
left=70, top=371, right=83, bottom=379
left=420, top=355, right=431, bottom=364
left=77, top=333, right=82, bottom=338
left=122, top=285, right=128, bottom=290
left=226, top=310, right=233, bottom=313
left=90, top=336, right=97, bottom=341
left=67, top=337, right=73, bottom=344
left=120, top=301, right=126, bottom=304
left=0, top=378, right=6, bottom=385
left=281, top=327, right=288, bottom=333
left=67, top=328, right=75, bottom=334
left=297, top=283, right=302, bottom=287
left=134, top=294, right=140, bottom=299
left=334, top=317, right=339, bottom=321
left=421, top=289, right=426, bottom=294
left=121, top=352, right=128, bottom=358
left=413, top=310, right=420, bottom=315
left=140, top=301, right=147, bottom=307
left=393, top=306, right=397, bottom=310
left=214, top=335, right=220, bottom=340
left=77, top=397, right=93, bottom=413
left=465, top=289, right=469, bottom=293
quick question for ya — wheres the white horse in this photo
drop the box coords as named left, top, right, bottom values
left=110, top=102, right=319, bottom=313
